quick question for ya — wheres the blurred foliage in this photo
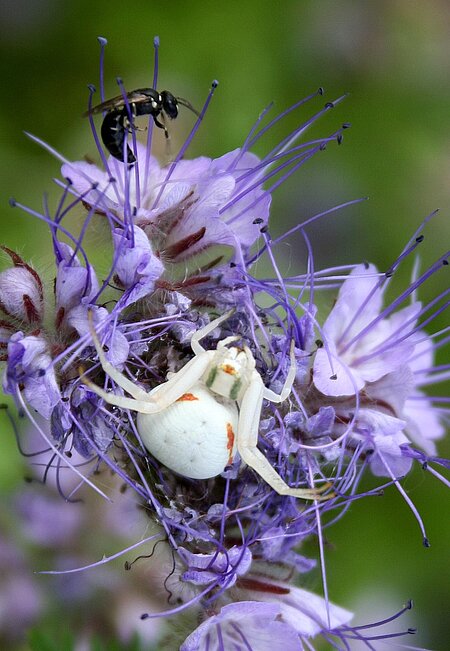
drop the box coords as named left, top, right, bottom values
left=0, top=0, right=449, bottom=649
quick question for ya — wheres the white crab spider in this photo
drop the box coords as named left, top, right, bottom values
left=84, top=311, right=331, bottom=500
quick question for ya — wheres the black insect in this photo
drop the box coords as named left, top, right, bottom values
left=84, top=88, right=199, bottom=164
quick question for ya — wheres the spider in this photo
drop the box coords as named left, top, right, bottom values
left=84, top=311, right=331, bottom=500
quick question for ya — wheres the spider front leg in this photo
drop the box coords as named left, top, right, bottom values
left=145, top=352, right=212, bottom=408
left=263, top=340, right=297, bottom=403
left=83, top=315, right=214, bottom=414
left=237, top=373, right=332, bottom=500
left=88, top=313, right=149, bottom=401
left=190, top=309, right=236, bottom=355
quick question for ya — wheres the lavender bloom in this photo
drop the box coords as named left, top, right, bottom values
left=180, top=573, right=419, bottom=650
left=180, top=602, right=305, bottom=651
left=2, top=36, right=448, bottom=649
left=179, top=568, right=353, bottom=650
left=313, top=263, right=422, bottom=397
left=179, top=546, right=253, bottom=589
left=311, top=261, right=448, bottom=479
left=4, top=332, right=61, bottom=419
left=55, top=242, right=99, bottom=315
left=61, top=144, right=271, bottom=270
left=112, top=224, right=164, bottom=306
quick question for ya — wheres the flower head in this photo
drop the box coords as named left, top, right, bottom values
left=311, top=258, right=448, bottom=479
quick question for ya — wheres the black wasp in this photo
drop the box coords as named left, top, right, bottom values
left=84, top=88, right=199, bottom=164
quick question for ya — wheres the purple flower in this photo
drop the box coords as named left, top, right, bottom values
left=179, top=546, right=252, bottom=589
left=310, top=262, right=447, bottom=477
left=71, top=306, right=130, bottom=366
left=180, top=579, right=353, bottom=651
left=112, top=224, right=164, bottom=306
left=4, top=331, right=60, bottom=418
left=347, top=407, right=413, bottom=477
left=239, top=575, right=353, bottom=638
left=180, top=574, right=418, bottom=650
left=313, top=263, right=421, bottom=396
left=180, top=602, right=303, bottom=651
left=55, top=242, right=100, bottom=317
left=62, top=145, right=270, bottom=267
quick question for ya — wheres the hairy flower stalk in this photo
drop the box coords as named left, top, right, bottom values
left=1, top=36, right=448, bottom=649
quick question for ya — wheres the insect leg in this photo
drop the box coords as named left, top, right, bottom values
left=153, top=116, right=168, bottom=138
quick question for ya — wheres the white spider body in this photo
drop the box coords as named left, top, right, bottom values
left=85, top=310, right=331, bottom=500
left=137, top=384, right=238, bottom=479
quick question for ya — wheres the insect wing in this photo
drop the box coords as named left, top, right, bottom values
left=83, top=89, right=158, bottom=117
left=83, top=94, right=127, bottom=117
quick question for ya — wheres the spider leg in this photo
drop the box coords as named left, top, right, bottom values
left=237, top=373, right=332, bottom=500
left=81, top=370, right=159, bottom=413
left=146, top=352, right=212, bottom=408
left=263, top=340, right=297, bottom=403
left=190, top=309, right=236, bottom=355
left=217, top=335, right=241, bottom=348
left=88, top=313, right=149, bottom=401
left=84, top=341, right=213, bottom=415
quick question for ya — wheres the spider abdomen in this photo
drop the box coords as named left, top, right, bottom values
left=137, top=384, right=239, bottom=479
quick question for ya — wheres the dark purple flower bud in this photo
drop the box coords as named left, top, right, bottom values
left=3, top=332, right=60, bottom=419
left=179, top=545, right=252, bottom=589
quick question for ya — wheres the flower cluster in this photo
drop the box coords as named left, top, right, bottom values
left=1, top=37, right=448, bottom=649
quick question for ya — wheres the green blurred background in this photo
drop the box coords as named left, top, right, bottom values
left=0, top=0, right=448, bottom=649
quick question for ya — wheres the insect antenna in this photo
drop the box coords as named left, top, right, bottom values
left=176, top=97, right=201, bottom=117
